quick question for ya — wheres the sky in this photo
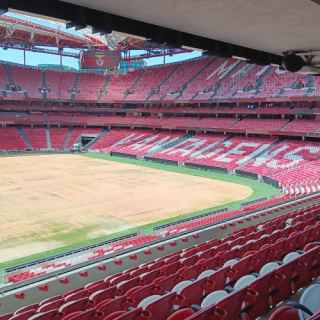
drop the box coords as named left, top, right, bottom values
left=0, top=12, right=202, bottom=70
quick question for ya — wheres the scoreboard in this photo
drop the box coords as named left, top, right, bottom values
left=80, top=50, right=121, bottom=70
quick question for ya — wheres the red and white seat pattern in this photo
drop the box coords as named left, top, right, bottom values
left=242, top=139, right=320, bottom=194
left=1, top=199, right=320, bottom=320
left=6, top=235, right=159, bottom=284
left=1, top=126, right=320, bottom=195
left=0, top=57, right=317, bottom=103
left=90, top=129, right=320, bottom=193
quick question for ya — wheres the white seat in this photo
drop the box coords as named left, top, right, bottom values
left=138, top=295, right=161, bottom=309
left=285, top=218, right=294, bottom=227
left=223, top=258, right=239, bottom=267
left=256, top=224, right=264, bottom=231
left=259, top=262, right=281, bottom=276
left=234, top=274, right=257, bottom=290
left=197, top=269, right=215, bottom=280
left=201, top=290, right=229, bottom=308
left=299, top=284, right=320, bottom=320
left=139, top=272, right=149, bottom=279
left=283, top=251, right=300, bottom=264
left=171, top=280, right=193, bottom=294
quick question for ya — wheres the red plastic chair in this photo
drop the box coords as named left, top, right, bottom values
left=59, top=298, right=92, bottom=316
left=89, top=286, right=117, bottom=305
left=167, top=308, right=194, bottom=320
left=139, top=293, right=176, bottom=320
left=14, top=304, right=39, bottom=315
left=268, top=305, right=300, bottom=320
left=38, top=299, right=65, bottom=313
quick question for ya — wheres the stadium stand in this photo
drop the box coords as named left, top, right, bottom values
left=1, top=55, right=319, bottom=103
left=65, top=128, right=102, bottom=149
left=1, top=44, right=320, bottom=303
left=49, top=128, right=69, bottom=150
left=231, top=118, right=288, bottom=132
left=281, top=119, right=320, bottom=134
left=3, top=5, right=320, bottom=320
left=23, top=128, right=48, bottom=150
left=1, top=195, right=319, bottom=319
left=2, top=123, right=320, bottom=194
left=0, top=127, right=27, bottom=151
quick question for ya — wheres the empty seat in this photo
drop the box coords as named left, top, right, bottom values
left=200, top=290, right=229, bottom=308
left=299, top=284, right=320, bottom=320
left=283, top=252, right=301, bottom=264
left=233, top=274, right=257, bottom=290
left=260, top=262, right=281, bottom=276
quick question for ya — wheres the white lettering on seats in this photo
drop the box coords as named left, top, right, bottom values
left=215, top=142, right=260, bottom=163
left=165, top=138, right=207, bottom=157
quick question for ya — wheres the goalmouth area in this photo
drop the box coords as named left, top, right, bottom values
left=0, top=153, right=280, bottom=269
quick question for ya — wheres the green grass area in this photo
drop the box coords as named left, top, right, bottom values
left=0, top=152, right=280, bottom=271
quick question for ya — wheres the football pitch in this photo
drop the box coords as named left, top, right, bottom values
left=0, top=153, right=280, bottom=268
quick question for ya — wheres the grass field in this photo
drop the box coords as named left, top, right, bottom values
left=0, top=152, right=280, bottom=269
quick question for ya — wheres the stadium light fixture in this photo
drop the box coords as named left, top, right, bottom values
left=282, top=53, right=305, bottom=73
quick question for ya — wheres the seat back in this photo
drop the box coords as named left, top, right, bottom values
left=299, top=284, right=320, bottom=320
left=144, top=293, right=176, bottom=320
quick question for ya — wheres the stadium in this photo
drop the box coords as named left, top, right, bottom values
left=0, top=1, right=320, bottom=319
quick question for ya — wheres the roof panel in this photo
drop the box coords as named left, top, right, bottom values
left=62, top=0, right=320, bottom=54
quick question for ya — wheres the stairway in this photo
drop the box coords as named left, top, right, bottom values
left=231, top=63, right=256, bottom=97
left=40, top=71, right=48, bottom=99
left=210, top=60, right=242, bottom=99
left=147, top=64, right=180, bottom=100
left=63, top=127, right=73, bottom=150
left=176, top=58, right=217, bottom=100
left=97, top=76, right=111, bottom=102
left=70, top=74, right=80, bottom=101
left=46, top=127, right=52, bottom=149
left=3, top=64, right=14, bottom=88
left=17, top=127, right=32, bottom=150
left=124, top=72, right=144, bottom=100
left=278, top=119, right=294, bottom=132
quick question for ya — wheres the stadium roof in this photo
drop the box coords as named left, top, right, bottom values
left=0, top=15, right=107, bottom=49
left=5, top=0, right=320, bottom=68
left=0, top=11, right=192, bottom=62
left=60, top=0, right=320, bottom=55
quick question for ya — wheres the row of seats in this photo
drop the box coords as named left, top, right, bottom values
left=3, top=111, right=320, bottom=135
left=0, top=57, right=316, bottom=102
left=1, top=198, right=319, bottom=319
left=0, top=127, right=102, bottom=151
left=162, top=195, right=289, bottom=236
left=89, top=128, right=320, bottom=192
left=6, top=235, right=160, bottom=284
left=1, top=126, right=320, bottom=193
left=4, top=194, right=290, bottom=283
left=2, top=104, right=317, bottom=115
